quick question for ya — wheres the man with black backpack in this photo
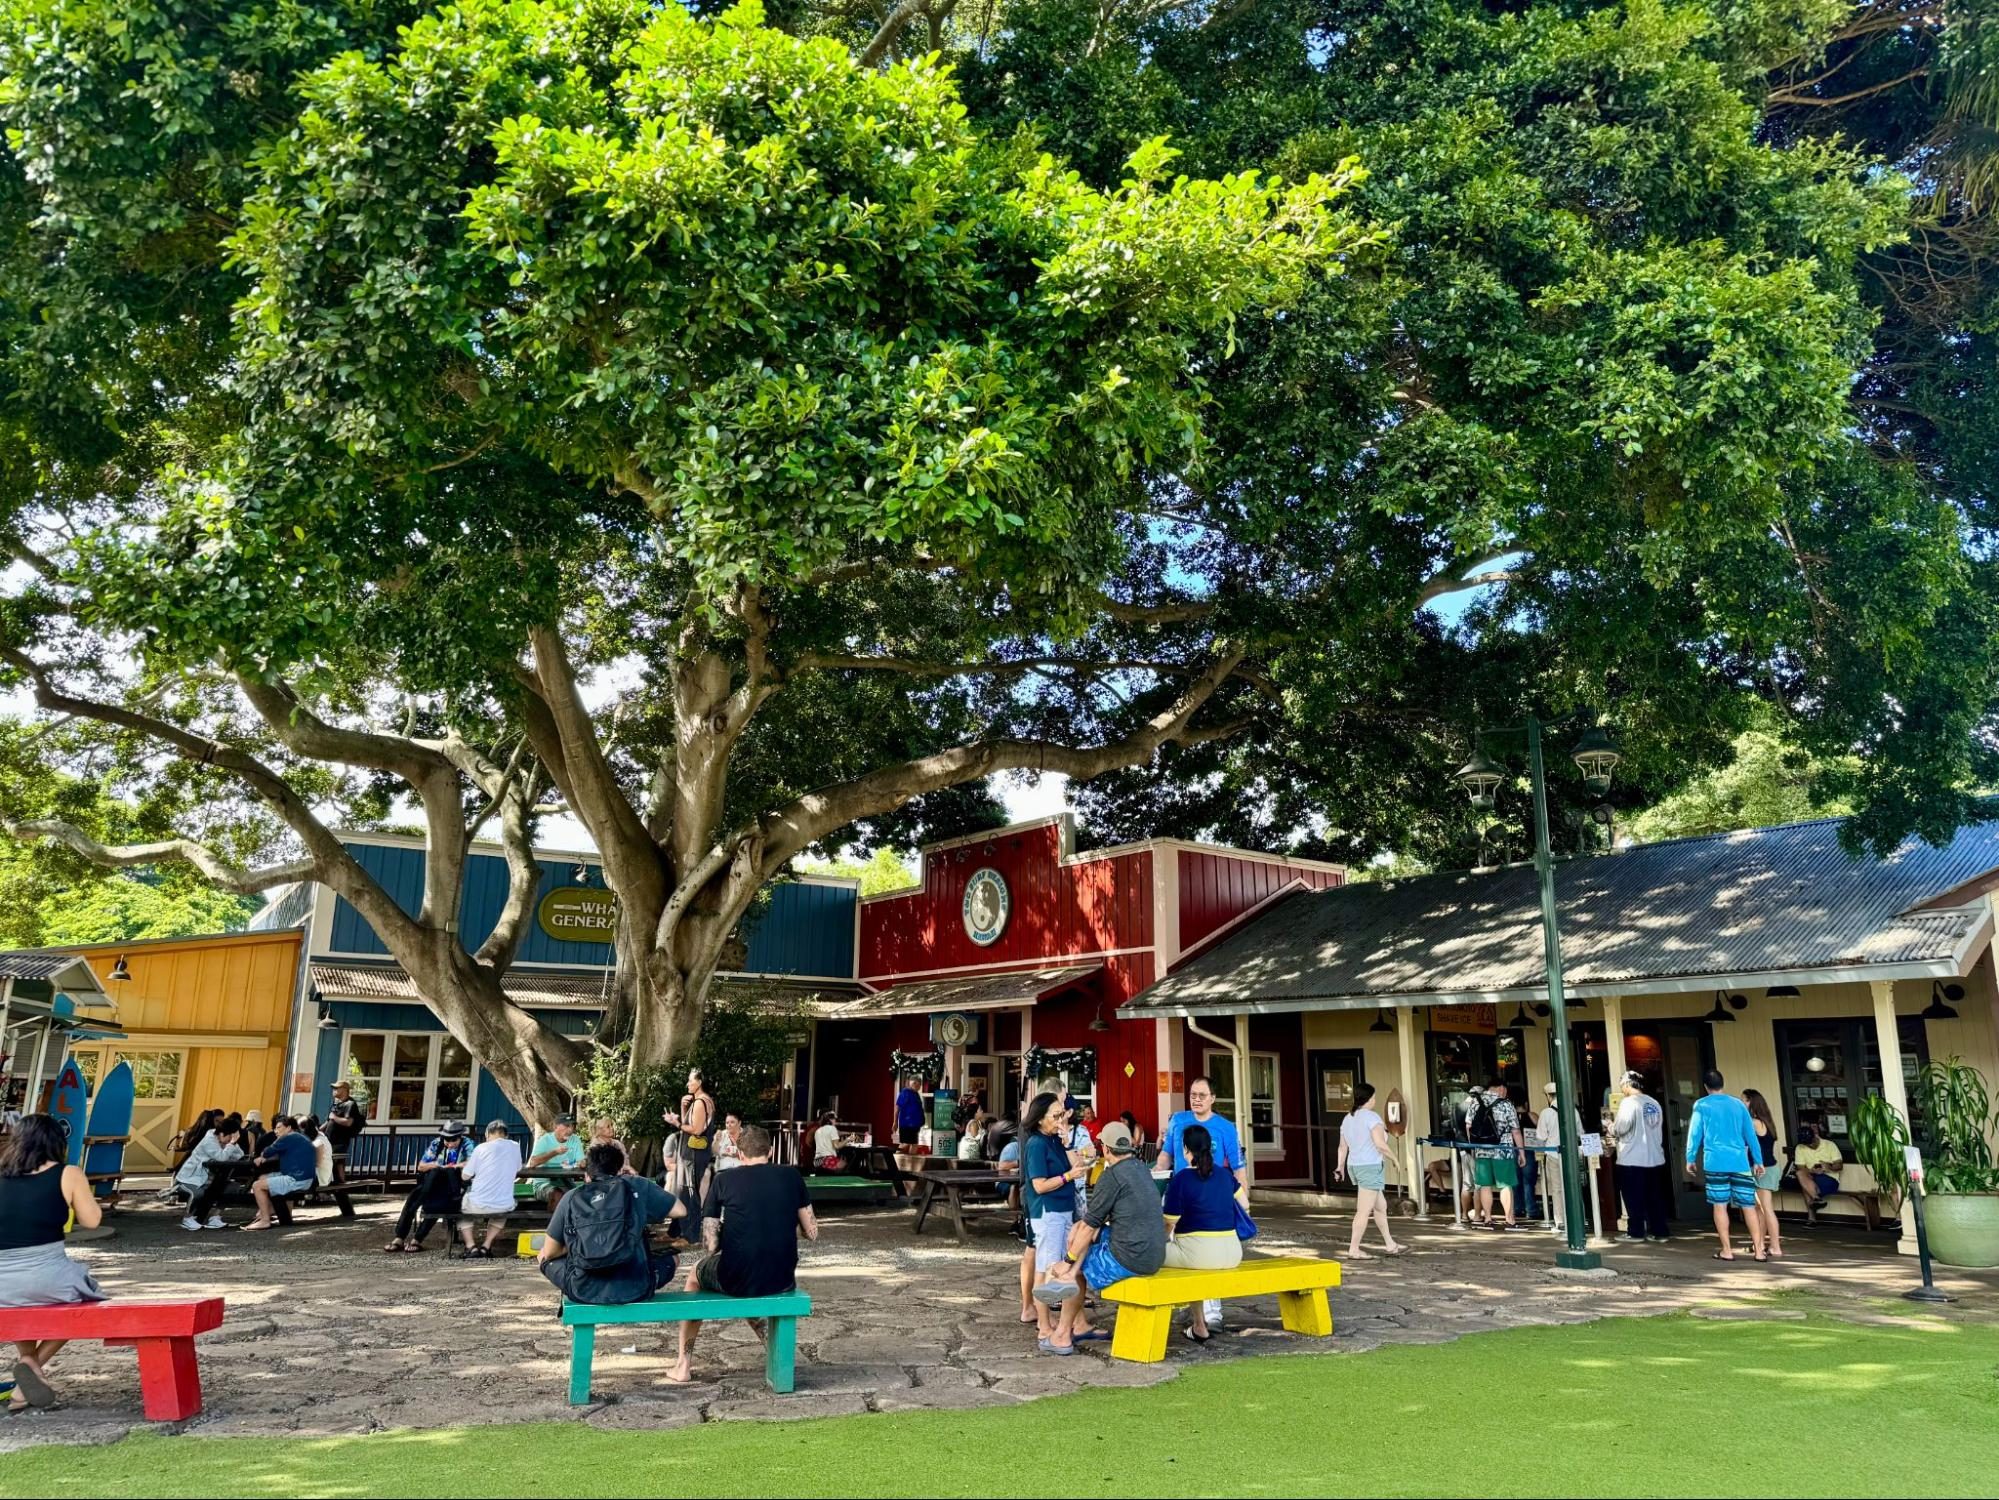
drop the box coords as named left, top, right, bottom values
left=537, top=1143, right=684, bottom=1304
left=1460, top=1080, right=1526, bottom=1231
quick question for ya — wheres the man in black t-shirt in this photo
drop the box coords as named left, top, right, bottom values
left=538, top=1143, right=683, bottom=1304
left=666, top=1125, right=816, bottom=1385
left=324, top=1083, right=366, bottom=1194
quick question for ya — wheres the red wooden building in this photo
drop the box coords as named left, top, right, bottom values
left=807, top=815, right=1342, bottom=1183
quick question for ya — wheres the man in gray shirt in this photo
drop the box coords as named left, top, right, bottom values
left=1612, top=1070, right=1671, bottom=1243
left=1035, top=1122, right=1167, bottom=1353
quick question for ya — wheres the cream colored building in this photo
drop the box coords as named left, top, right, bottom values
left=1123, top=814, right=1999, bottom=1250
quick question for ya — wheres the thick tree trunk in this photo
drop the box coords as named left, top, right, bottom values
left=408, top=947, right=589, bottom=1126
left=631, top=949, right=707, bottom=1072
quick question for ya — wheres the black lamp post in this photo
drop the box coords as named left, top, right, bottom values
left=1455, top=714, right=1619, bottom=1271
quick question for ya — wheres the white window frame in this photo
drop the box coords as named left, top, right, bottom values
left=340, top=1030, right=479, bottom=1125
left=1203, top=1047, right=1284, bottom=1160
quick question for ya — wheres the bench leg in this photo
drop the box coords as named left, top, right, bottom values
left=949, top=1188, right=968, bottom=1243
left=766, top=1316, right=797, bottom=1394
left=913, top=1180, right=934, bottom=1235
left=126, top=1337, right=204, bottom=1422
left=569, top=1324, right=596, bottom=1405
left=1278, top=1288, right=1334, bottom=1338
left=1108, top=1305, right=1172, bottom=1364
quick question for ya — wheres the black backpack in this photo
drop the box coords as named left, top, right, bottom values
left=565, top=1178, right=641, bottom=1272
left=1466, top=1093, right=1501, bottom=1146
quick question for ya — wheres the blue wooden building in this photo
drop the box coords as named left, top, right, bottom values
left=255, top=832, right=859, bottom=1141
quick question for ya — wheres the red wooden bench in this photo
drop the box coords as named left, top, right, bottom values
left=0, top=1298, right=224, bottom=1420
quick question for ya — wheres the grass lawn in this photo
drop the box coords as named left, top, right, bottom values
left=7, top=1312, right=1998, bottom=1498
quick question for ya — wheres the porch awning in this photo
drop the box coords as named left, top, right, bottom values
left=310, top=962, right=859, bottom=1015
left=0, top=953, right=116, bottom=1012
left=1125, top=813, right=1999, bottom=1020
left=832, top=964, right=1102, bottom=1020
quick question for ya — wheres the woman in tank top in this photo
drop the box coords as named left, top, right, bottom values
left=0, top=1113, right=107, bottom=1409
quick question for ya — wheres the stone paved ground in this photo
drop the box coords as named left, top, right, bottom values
left=5, top=1185, right=1994, bottom=1451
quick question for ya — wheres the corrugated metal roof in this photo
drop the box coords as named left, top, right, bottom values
left=0, top=953, right=100, bottom=982
left=1126, top=815, right=1999, bottom=1016
left=249, top=883, right=312, bottom=932
left=832, top=964, right=1102, bottom=1019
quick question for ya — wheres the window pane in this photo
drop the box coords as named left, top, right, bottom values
left=434, top=1080, right=470, bottom=1120
left=154, top=1051, right=182, bottom=1098
left=437, top=1037, right=471, bottom=1082
left=75, top=1052, right=101, bottom=1090
left=1207, top=1056, right=1238, bottom=1110
left=1248, top=1055, right=1278, bottom=1146
left=387, top=1081, right=427, bottom=1120
left=393, top=1036, right=431, bottom=1080
left=346, top=1035, right=385, bottom=1075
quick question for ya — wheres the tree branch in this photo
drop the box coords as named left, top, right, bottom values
left=0, top=820, right=315, bottom=895
left=1416, top=551, right=1521, bottom=606
left=859, top=0, right=927, bottom=66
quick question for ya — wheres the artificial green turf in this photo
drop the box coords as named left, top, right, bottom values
left=5, top=1313, right=1997, bottom=1499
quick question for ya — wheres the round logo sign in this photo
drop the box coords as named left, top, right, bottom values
left=537, top=886, right=618, bottom=944
left=962, top=867, right=1010, bottom=947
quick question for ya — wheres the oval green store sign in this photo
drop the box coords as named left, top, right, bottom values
left=537, top=886, right=618, bottom=944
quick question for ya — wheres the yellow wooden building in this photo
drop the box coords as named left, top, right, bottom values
left=61, top=929, right=306, bottom=1172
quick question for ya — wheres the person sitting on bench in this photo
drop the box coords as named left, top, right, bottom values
left=458, top=1120, right=524, bottom=1259
left=0, top=1113, right=107, bottom=1409
left=176, top=1114, right=244, bottom=1232
left=1791, top=1117, right=1843, bottom=1214
left=667, top=1125, right=817, bottom=1385
left=537, top=1143, right=683, bottom=1301
left=810, top=1111, right=842, bottom=1172
left=244, top=1115, right=318, bottom=1232
left=382, top=1122, right=474, bottom=1253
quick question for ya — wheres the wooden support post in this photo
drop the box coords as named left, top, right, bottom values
left=1870, top=979, right=1919, bottom=1255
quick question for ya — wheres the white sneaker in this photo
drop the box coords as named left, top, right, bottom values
left=1204, top=1299, right=1224, bottom=1328
left=204, top=1216, right=226, bottom=1230
left=180, top=1216, right=202, bottom=1232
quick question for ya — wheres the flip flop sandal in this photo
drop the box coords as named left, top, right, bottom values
left=1710, top=1252, right=1736, bottom=1261
left=11, top=1363, right=55, bottom=1410
left=1344, top=1250, right=1374, bottom=1260
left=1037, top=1339, right=1076, bottom=1357
left=380, top=1241, right=405, bottom=1254
left=1072, top=1330, right=1111, bottom=1342
left=1032, top=1280, right=1079, bottom=1308
left=1384, top=1246, right=1411, bottom=1256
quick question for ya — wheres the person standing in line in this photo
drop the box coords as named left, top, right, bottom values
left=1155, top=1076, right=1248, bottom=1330
left=1685, top=1069, right=1766, bottom=1262
left=1611, top=1071, right=1670, bottom=1243
left=1335, top=1083, right=1407, bottom=1259
left=1461, top=1080, right=1525, bottom=1230
left=894, top=1076, right=926, bottom=1149
left=1160, top=1124, right=1251, bottom=1342
left=1743, top=1088, right=1784, bottom=1260
left=1534, top=1081, right=1584, bottom=1225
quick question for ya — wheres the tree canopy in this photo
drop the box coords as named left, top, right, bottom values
left=0, top=0, right=1992, bottom=1117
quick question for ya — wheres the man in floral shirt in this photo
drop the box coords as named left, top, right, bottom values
left=1460, top=1082, right=1526, bottom=1230
left=382, top=1121, right=476, bottom=1252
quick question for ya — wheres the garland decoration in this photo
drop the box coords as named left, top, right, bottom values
left=1023, top=1045, right=1098, bottom=1089
left=890, top=1048, right=946, bottom=1085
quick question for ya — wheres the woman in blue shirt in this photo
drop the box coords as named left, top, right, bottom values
left=1023, top=1092, right=1090, bottom=1353
left=1161, top=1125, right=1247, bottom=1343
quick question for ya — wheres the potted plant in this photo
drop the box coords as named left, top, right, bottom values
left=1853, top=1057, right=1999, bottom=1267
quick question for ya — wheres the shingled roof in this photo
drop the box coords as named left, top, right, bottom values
left=1124, top=815, right=1999, bottom=1018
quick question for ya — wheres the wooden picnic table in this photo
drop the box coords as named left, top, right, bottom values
left=911, top=1168, right=1011, bottom=1243
left=839, top=1143, right=922, bottom=1201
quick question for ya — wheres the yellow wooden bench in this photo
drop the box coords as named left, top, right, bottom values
left=1099, top=1255, right=1342, bottom=1363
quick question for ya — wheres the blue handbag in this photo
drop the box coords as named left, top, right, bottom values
left=1233, top=1195, right=1259, bottom=1241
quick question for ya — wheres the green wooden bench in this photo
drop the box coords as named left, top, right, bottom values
left=561, top=1289, right=813, bottom=1402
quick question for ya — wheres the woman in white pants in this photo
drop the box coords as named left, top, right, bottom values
left=1161, top=1125, right=1250, bottom=1343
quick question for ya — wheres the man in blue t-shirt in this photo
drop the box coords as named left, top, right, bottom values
left=895, top=1079, right=926, bottom=1147
left=1685, top=1069, right=1768, bottom=1262
left=245, top=1116, right=319, bottom=1231
left=1153, top=1076, right=1247, bottom=1330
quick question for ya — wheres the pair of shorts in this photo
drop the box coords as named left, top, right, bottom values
left=897, top=1127, right=921, bottom=1146
left=1809, top=1172, right=1840, bottom=1200
left=262, top=1173, right=311, bottom=1197
left=1033, top=1210, right=1075, bottom=1272
left=1752, top=1163, right=1784, bottom=1193
left=1472, top=1156, right=1518, bottom=1190
left=1349, top=1162, right=1386, bottom=1192
left=1704, top=1171, right=1759, bottom=1208
left=465, top=1210, right=511, bottom=1227
left=1080, top=1238, right=1139, bottom=1291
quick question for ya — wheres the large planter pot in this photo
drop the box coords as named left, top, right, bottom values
left=1923, top=1191, right=1999, bottom=1268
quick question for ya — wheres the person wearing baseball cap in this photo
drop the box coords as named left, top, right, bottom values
left=1035, top=1120, right=1167, bottom=1350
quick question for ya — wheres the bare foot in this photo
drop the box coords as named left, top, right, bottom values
left=243, top=1219, right=274, bottom=1232
left=663, top=1365, right=695, bottom=1385
left=1345, top=1248, right=1373, bottom=1260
